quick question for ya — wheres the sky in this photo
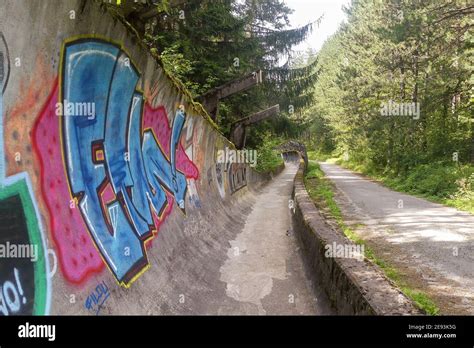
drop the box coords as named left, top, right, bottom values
left=285, top=0, right=351, bottom=54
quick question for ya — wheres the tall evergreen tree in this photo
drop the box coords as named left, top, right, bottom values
left=104, top=0, right=321, bottom=141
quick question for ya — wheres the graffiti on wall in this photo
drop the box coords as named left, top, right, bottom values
left=215, top=163, right=226, bottom=198
left=32, top=38, right=199, bottom=287
left=228, top=163, right=247, bottom=194
left=84, top=280, right=110, bottom=315
left=0, top=32, right=51, bottom=315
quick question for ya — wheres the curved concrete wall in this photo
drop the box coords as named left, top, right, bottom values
left=0, top=0, right=273, bottom=315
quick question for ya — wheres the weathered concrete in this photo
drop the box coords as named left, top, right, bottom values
left=278, top=141, right=309, bottom=169
left=220, top=161, right=333, bottom=314
left=292, top=163, right=422, bottom=315
left=0, top=0, right=423, bottom=317
left=0, top=0, right=332, bottom=316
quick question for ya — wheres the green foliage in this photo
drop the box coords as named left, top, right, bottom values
left=305, top=162, right=342, bottom=220
left=337, top=156, right=474, bottom=214
left=302, top=0, right=473, bottom=214
left=107, top=0, right=322, bottom=146
left=448, top=173, right=474, bottom=212
left=254, top=132, right=284, bottom=173
left=133, top=0, right=320, bottom=136
left=305, top=0, right=473, bottom=177
left=389, top=164, right=461, bottom=198
left=160, top=44, right=199, bottom=92
left=307, top=150, right=333, bottom=162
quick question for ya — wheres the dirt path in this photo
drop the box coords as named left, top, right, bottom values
left=319, top=162, right=474, bottom=314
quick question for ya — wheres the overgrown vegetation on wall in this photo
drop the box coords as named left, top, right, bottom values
left=106, top=0, right=319, bottom=144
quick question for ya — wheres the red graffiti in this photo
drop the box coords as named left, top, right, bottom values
left=32, top=80, right=199, bottom=285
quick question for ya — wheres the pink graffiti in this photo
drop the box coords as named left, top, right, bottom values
left=32, top=80, right=199, bottom=284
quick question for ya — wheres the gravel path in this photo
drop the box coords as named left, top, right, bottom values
left=320, top=162, right=474, bottom=314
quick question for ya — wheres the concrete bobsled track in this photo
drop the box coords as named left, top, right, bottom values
left=0, top=0, right=336, bottom=315
left=0, top=0, right=421, bottom=316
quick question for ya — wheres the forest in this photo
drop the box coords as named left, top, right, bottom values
left=307, top=0, right=473, bottom=211
left=109, top=0, right=473, bottom=211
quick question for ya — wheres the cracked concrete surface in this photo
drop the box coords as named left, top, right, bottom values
left=57, top=161, right=333, bottom=315
left=219, top=162, right=333, bottom=315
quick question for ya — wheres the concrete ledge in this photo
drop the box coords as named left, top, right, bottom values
left=292, top=164, right=423, bottom=315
